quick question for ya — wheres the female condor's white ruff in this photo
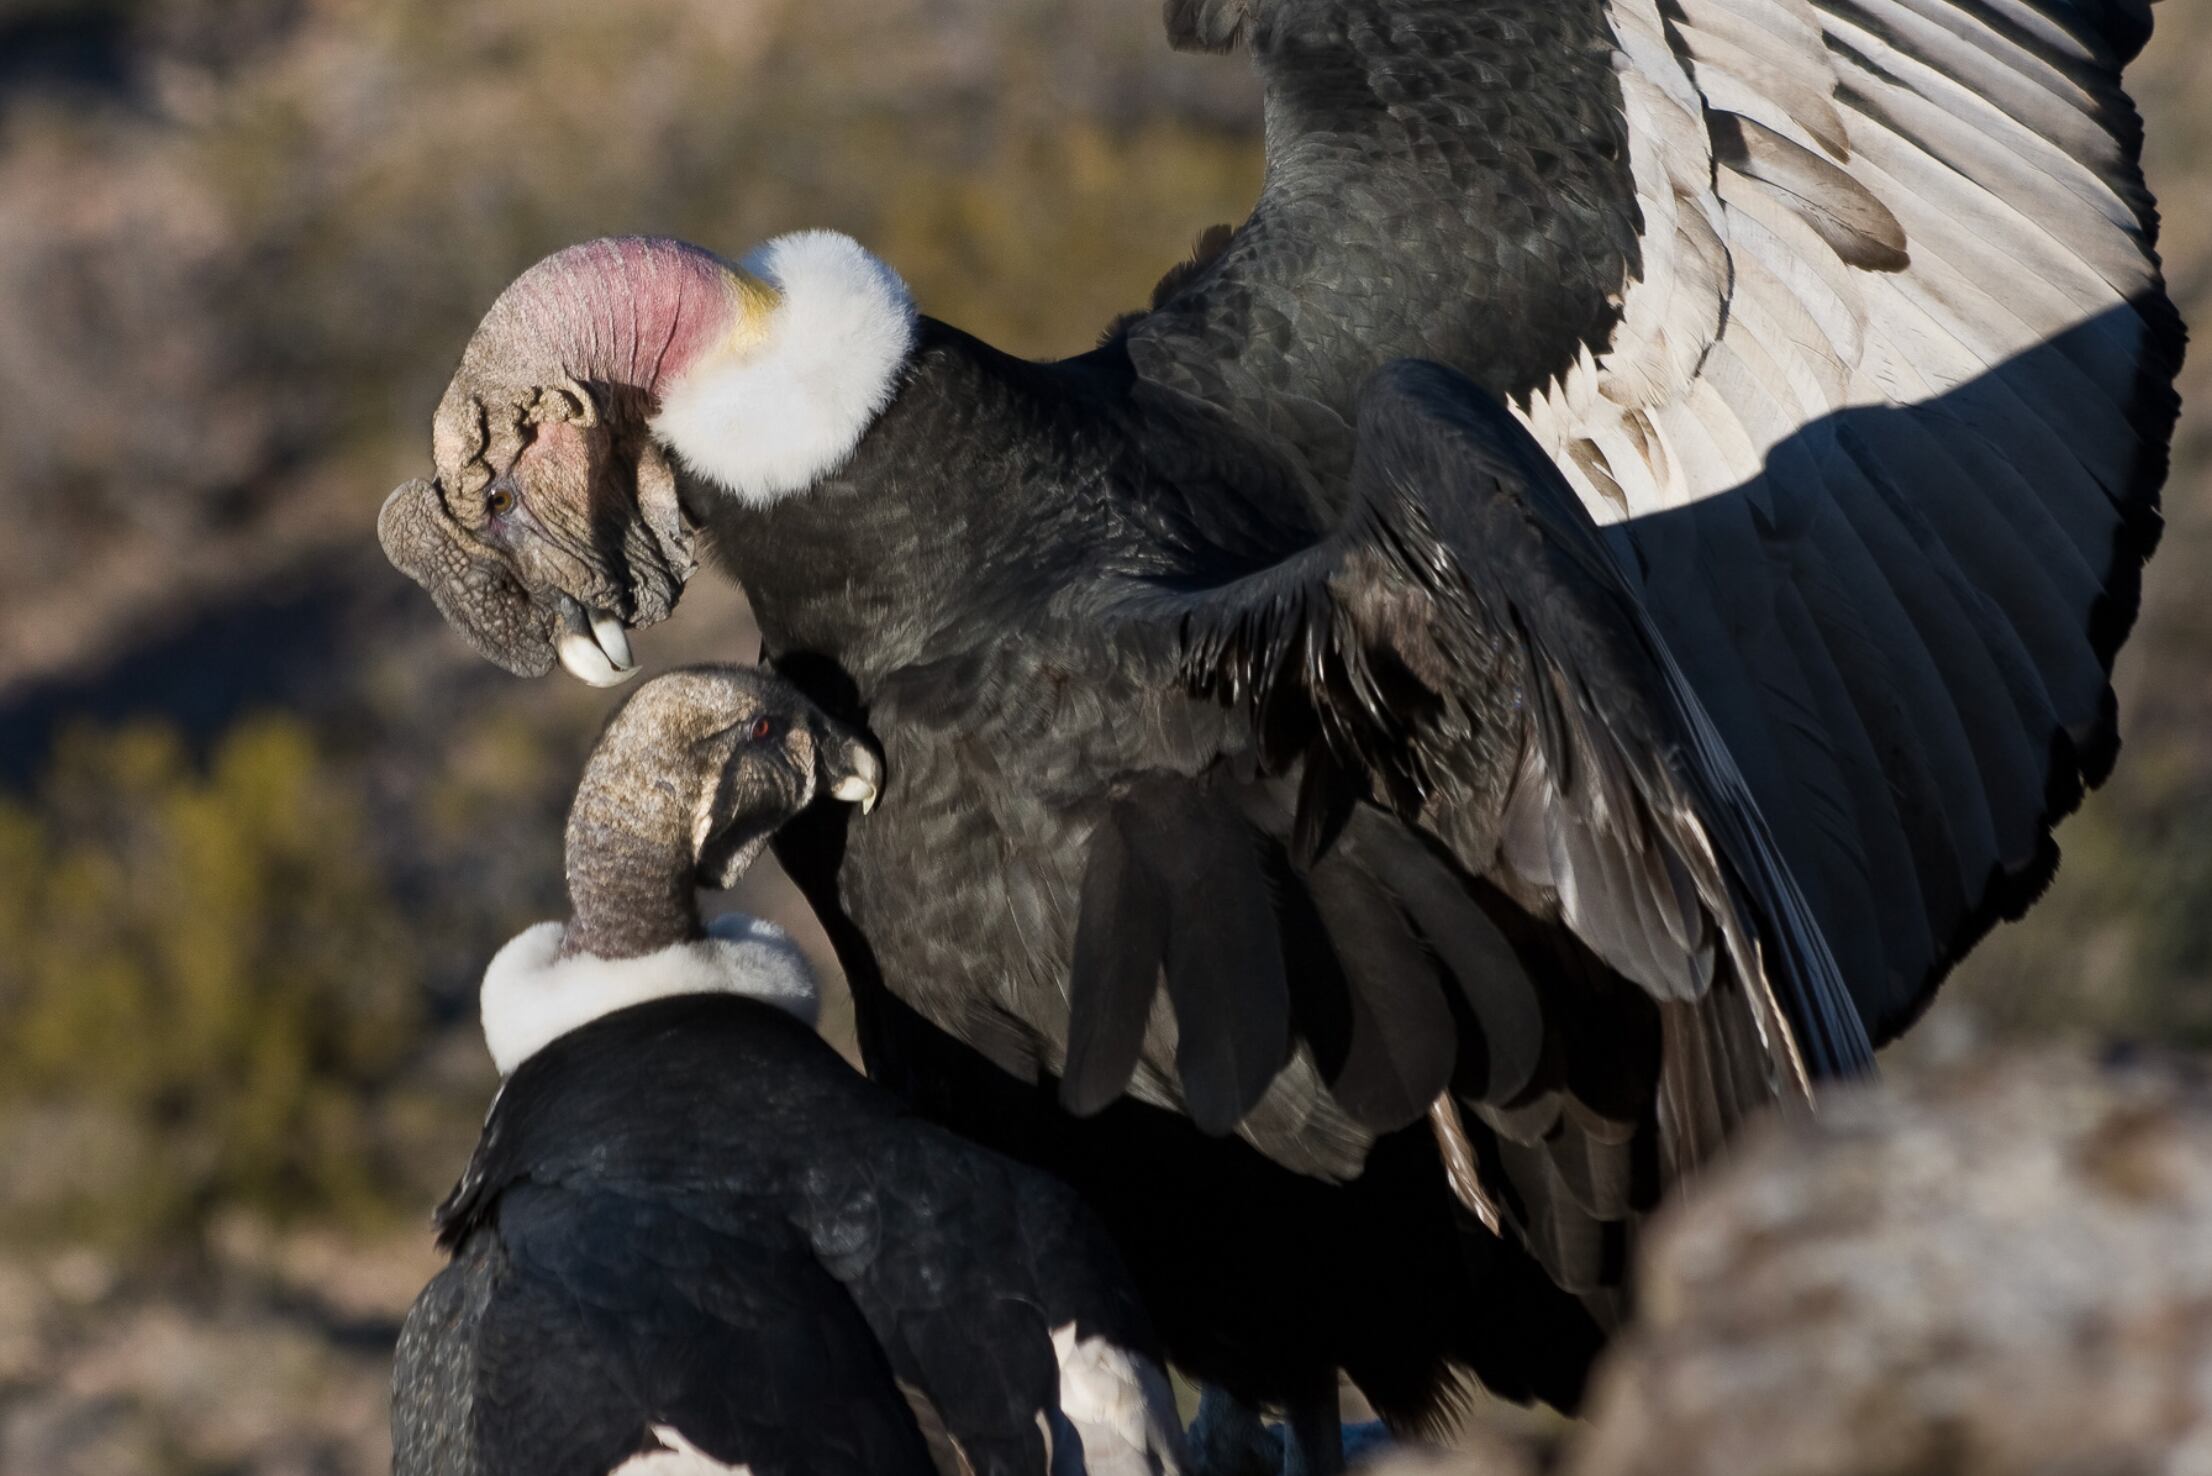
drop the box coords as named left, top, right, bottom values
left=479, top=914, right=817, bottom=1076
left=608, top=1424, right=750, bottom=1475
left=381, top=2, right=2182, bottom=1469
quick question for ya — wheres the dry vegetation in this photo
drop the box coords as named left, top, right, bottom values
left=0, top=0, right=2200, bottom=1469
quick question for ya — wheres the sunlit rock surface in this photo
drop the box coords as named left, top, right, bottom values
left=1566, top=1051, right=2212, bottom=1476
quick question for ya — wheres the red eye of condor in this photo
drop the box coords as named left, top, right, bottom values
left=750, top=716, right=778, bottom=742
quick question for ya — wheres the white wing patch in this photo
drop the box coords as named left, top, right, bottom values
left=1506, top=0, right=2172, bottom=1044
left=1522, top=0, right=2155, bottom=532
left=1047, top=1323, right=1186, bottom=1476
left=608, top=1424, right=752, bottom=1475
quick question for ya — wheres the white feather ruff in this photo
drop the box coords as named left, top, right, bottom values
left=651, top=229, right=917, bottom=505
left=1047, top=1322, right=1187, bottom=1476
left=607, top=1425, right=754, bottom=1474
left=479, top=914, right=820, bottom=1076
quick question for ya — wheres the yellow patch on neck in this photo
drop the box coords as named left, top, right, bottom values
left=718, top=266, right=784, bottom=354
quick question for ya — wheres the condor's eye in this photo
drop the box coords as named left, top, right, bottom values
left=485, top=484, right=517, bottom=518
left=749, top=715, right=781, bottom=743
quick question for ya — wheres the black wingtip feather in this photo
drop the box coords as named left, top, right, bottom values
left=1292, top=745, right=1359, bottom=868
left=1871, top=285, right=2183, bottom=1047
left=1304, top=856, right=1457, bottom=1133
left=1161, top=824, right=1294, bottom=1134
left=1338, top=814, right=1547, bottom=1107
left=1078, top=779, right=1293, bottom=1134
left=1064, top=813, right=1167, bottom=1118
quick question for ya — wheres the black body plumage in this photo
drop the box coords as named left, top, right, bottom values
left=720, top=334, right=1765, bottom=1415
left=394, top=994, right=1171, bottom=1476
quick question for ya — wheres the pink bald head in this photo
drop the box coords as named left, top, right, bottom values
left=466, top=236, right=741, bottom=402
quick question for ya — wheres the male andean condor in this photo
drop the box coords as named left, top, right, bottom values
left=393, top=666, right=1186, bottom=1476
left=379, top=0, right=2182, bottom=1455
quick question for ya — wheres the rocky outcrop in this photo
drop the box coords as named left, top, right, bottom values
left=1564, top=1051, right=2212, bottom=1476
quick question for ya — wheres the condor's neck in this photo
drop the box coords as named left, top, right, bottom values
left=560, top=782, right=699, bottom=962
left=699, top=320, right=1103, bottom=693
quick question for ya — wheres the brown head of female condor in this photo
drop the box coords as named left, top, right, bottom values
left=379, top=0, right=2181, bottom=1468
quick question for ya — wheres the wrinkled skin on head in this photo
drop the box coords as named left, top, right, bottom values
left=378, top=237, right=740, bottom=682
left=379, top=378, right=695, bottom=681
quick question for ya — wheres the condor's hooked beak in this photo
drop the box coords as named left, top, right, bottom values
left=823, top=734, right=883, bottom=814
left=553, top=596, right=640, bottom=688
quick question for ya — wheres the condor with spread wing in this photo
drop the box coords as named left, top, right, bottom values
left=380, top=0, right=2179, bottom=1459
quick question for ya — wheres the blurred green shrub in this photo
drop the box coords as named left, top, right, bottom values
left=0, top=716, right=421, bottom=1248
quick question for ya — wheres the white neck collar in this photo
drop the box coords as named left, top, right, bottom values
left=480, top=913, right=820, bottom=1075
left=650, top=229, right=917, bottom=505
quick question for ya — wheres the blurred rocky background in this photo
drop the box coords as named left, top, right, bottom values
left=0, top=0, right=2200, bottom=1471
left=1356, top=1051, right=2212, bottom=1476
left=1564, top=1050, right=2212, bottom=1476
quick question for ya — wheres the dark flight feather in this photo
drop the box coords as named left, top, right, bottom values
left=1158, top=781, right=1294, bottom=1134
left=1329, top=811, right=1546, bottom=1106
left=1064, top=811, right=1169, bottom=1118
left=1302, top=854, right=1457, bottom=1133
left=1065, top=776, right=1296, bottom=1134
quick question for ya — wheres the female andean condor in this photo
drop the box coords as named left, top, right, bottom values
left=393, top=666, right=1186, bottom=1476
left=380, top=0, right=2181, bottom=1461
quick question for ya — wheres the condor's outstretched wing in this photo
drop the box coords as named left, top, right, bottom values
left=1127, top=0, right=2179, bottom=1044
left=1084, top=361, right=1871, bottom=1286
